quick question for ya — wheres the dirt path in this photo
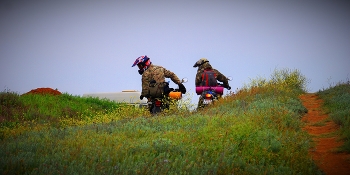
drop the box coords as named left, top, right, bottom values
left=300, top=93, right=350, bottom=175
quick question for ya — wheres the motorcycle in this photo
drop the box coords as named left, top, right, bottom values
left=196, top=77, right=232, bottom=109
left=147, top=78, right=187, bottom=114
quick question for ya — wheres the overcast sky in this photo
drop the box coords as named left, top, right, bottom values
left=1, top=0, right=349, bottom=104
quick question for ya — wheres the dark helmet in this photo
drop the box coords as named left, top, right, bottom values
left=193, top=58, right=209, bottom=67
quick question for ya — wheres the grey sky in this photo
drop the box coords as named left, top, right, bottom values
left=1, top=1, right=349, bottom=105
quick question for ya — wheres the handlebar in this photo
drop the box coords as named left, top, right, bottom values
left=217, top=82, right=231, bottom=90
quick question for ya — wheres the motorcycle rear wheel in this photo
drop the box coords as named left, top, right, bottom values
left=151, top=106, right=162, bottom=114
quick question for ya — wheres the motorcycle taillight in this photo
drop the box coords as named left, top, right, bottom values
left=205, top=93, right=212, bottom=99
left=155, top=100, right=162, bottom=107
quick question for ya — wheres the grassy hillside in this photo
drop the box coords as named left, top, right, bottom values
left=0, top=68, right=324, bottom=174
left=0, top=92, right=136, bottom=130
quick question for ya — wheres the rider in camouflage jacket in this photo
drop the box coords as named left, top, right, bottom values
left=193, top=58, right=231, bottom=109
left=132, top=55, right=186, bottom=99
left=141, top=64, right=182, bottom=97
left=194, top=58, right=230, bottom=89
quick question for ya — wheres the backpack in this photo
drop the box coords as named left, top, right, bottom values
left=148, top=80, right=167, bottom=98
left=201, top=69, right=217, bottom=87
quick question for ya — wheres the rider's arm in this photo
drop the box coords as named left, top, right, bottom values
left=163, top=68, right=181, bottom=84
left=195, top=70, right=203, bottom=87
left=213, top=69, right=229, bottom=87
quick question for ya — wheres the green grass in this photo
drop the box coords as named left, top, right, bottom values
left=0, top=68, right=323, bottom=174
left=0, top=92, right=132, bottom=129
left=317, top=80, right=350, bottom=152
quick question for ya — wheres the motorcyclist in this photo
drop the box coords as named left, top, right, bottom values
left=132, top=55, right=186, bottom=101
left=193, top=58, right=231, bottom=108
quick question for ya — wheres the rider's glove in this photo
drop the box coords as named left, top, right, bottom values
left=178, top=83, right=186, bottom=94
left=140, top=95, right=144, bottom=100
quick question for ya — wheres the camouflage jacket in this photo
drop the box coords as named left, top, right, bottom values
left=195, top=62, right=229, bottom=87
left=141, top=64, right=181, bottom=96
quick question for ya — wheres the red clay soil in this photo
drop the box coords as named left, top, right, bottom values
left=22, top=87, right=61, bottom=96
left=300, top=93, right=350, bottom=175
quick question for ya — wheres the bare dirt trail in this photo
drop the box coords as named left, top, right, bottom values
left=300, top=93, right=350, bottom=175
